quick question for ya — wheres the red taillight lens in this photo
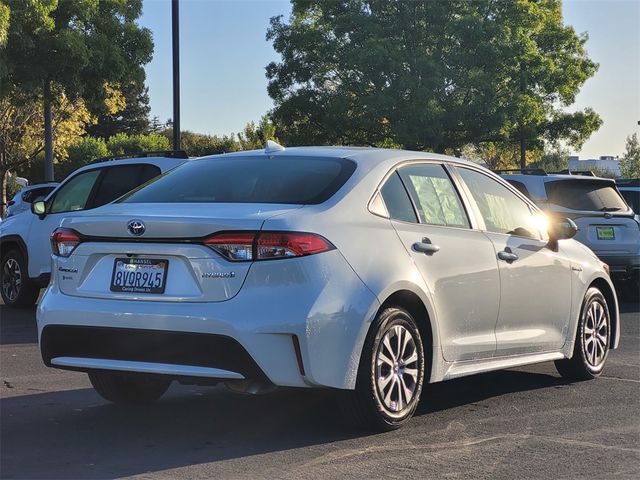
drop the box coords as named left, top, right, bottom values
left=50, top=228, right=82, bottom=257
left=203, top=231, right=333, bottom=261
left=203, top=232, right=256, bottom=261
left=256, top=232, right=332, bottom=259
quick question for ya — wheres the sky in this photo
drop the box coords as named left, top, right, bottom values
left=139, top=0, right=640, bottom=159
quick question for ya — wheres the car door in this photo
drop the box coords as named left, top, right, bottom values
left=27, top=164, right=161, bottom=278
left=455, top=166, right=573, bottom=356
left=379, top=162, right=501, bottom=362
left=27, top=168, right=103, bottom=278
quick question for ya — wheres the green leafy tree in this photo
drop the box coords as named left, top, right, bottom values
left=0, top=0, right=153, bottom=187
left=238, top=116, right=280, bottom=150
left=529, top=146, right=570, bottom=172
left=106, top=133, right=170, bottom=156
left=267, top=0, right=601, bottom=159
left=619, top=133, right=640, bottom=178
left=86, top=82, right=152, bottom=138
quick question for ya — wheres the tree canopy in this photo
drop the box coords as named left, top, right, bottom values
left=0, top=0, right=153, bottom=211
left=620, top=133, right=640, bottom=178
left=266, top=0, right=602, bottom=155
left=1, top=0, right=153, bottom=111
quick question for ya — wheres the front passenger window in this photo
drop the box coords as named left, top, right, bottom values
left=457, top=167, right=542, bottom=240
left=50, top=170, right=101, bottom=214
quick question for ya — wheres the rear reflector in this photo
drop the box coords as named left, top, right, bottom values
left=51, top=228, right=82, bottom=257
left=203, top=231, right=333, bottom=261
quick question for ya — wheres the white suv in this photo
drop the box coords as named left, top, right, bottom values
left=0, top=152, right=188, bottom=307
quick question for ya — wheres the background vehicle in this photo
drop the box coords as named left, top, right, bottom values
left=500, top=169, right=639, bottom=298
left=616, top=178, right=640, bottom=218
left=37, top=145, right=619, bottom=431
left=3, top=183, right=59, bottom=219
left=0, top=151, right=189, bottom=307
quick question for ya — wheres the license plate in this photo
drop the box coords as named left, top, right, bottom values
left=596, top=226, right=615, bottom=240
left=110, top=258, right=168, bottom=293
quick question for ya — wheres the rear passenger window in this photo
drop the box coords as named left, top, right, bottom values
left=380, top=172, right=418, bottom=223
left=399, top=164, right=469, bottom=228
left=91, top=164, right=161, bottom=208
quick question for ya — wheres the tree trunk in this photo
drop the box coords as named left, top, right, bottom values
left=520, top=135, right=526, bottom=169
left=1, top=168, right=8, bottom=218
left=44, top=80, right=54, bottom=182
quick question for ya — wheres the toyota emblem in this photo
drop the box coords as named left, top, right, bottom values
left=127, top=219, right=146, bottom=236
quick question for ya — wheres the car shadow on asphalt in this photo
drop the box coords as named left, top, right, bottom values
left=0, top=368, right=569, bottom=479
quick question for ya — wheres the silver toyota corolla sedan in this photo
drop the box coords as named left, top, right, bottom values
left=37, top=144, right=619, bottom=431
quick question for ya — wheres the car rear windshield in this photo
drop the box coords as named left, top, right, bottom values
left=544, top=179, right=628, bottom=211
left=119, top=156, right=356, bottom=205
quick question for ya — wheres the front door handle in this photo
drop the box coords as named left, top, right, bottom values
left=497, top=250, right=519, bottom=263
left=413, top=238, right=440, bottom=255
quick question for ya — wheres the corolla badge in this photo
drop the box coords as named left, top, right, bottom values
left=127, top=219, right=146, bottom=236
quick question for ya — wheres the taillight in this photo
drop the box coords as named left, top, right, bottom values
left=203, top=232, right=256, bottom=261
left=50, top=228, right=82, bottom=257
left=203, top=231, right=333, bottom=261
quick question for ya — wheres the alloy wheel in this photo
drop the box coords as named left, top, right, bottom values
left=582, top=300, right=609, bottom=368
left=375, top=324, right=420, bottom=415
left=2, top=258, right=22, bottom=302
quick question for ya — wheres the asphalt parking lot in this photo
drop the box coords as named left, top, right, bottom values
left=1, top=302, right=639, bottom=480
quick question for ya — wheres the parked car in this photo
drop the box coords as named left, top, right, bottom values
left=500, top=169, right=639, bottom=297
left=3, top=182, right=59, bottom=219
left=37, top=144, right=618, bottom=431
left=0, top=151, right=189, bottom=307
left=616, top=178, right=640, bottom=217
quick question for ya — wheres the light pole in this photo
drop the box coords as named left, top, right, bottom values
left=172, top=0, right=180, bottom=150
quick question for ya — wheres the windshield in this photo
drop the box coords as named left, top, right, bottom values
left=544, top=179, right=628, bottom=211
left=119, top=156, right=356, bottom=205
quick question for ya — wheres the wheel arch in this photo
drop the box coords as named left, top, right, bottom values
left=588, top=277, right=619, bottom=350
left=0, top=235, right=29, bottom=266
left=376, top=288, right=442, bottom=382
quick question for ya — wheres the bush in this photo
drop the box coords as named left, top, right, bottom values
left=180, top=131, right=239, bottom=157
left=106, top=133, right=170, bottom=156
left=57, top=137, right=109, bottom=180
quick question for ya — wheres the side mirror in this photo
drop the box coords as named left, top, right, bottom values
left=31, top=200, right=46, bottom=216
left=548, top=217, right=578, bottom=241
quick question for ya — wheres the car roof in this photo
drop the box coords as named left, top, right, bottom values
left=22, top=182, right=59, bottom=190
left=70, top=156, right=187, bottom=176
left=199, top=146, right=480, bottom=174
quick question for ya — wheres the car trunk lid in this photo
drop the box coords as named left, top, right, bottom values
left=55, top=203, right=302, bottom=302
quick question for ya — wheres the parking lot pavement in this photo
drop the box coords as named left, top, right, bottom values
left=0, top=304, right=638, bottom=480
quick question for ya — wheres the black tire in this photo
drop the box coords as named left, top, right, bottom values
left=340, top=306, right=425, bottom=431
left=89, top=372, right=171, bottom=404
left=555, top=287, right=611, bottom=381
left=0, top=249, right=39, bottom=308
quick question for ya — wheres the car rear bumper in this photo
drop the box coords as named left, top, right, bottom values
left=37, top=251, right=379, bottom=390
left=596, top=253, right=640, bottom=280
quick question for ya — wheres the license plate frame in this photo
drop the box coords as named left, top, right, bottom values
left=110, top=257, right=169, bottom=294
left=596, top=226, right=615, bottom=240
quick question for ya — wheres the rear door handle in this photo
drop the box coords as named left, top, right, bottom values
left=497, top=250, right=519, bottom=263
left=413, top=238, right=440, bottom=255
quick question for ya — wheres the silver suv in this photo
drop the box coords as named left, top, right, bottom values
left=500, top=169, right=639, bottom=295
